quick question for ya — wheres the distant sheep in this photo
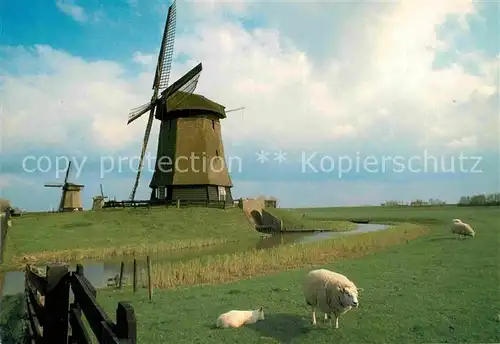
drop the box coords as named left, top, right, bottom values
left=303, top=269, right=363, bottom=328
left=215, top=307, right=265, bottom=328
left=451, top=219, right=475, bottom=238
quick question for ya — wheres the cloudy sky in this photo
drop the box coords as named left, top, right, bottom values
left=0, top=0, right=498, bottom=210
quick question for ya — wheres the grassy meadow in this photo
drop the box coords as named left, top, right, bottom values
left=95, top=205, right=499, bottom=343
left=265, top=208, right=355, bottom=231
left=3, top=207, right=259, bottom=269
left=133, top=223, right=426, bottom=289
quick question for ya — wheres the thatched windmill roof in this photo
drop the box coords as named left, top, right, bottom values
left=165, top=92, right=226, bottom=118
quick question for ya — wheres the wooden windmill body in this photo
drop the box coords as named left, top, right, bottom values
left=44, top=161, right=84, bottom=212
left=149, top=92, right=234, bottom=203
left=92, top=184, right=108, bottom=210
left=126, top=0, right=234, bottom=205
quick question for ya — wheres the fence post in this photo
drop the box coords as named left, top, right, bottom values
left=43, top=263, right=70, bottom=344
left=115, top=302, right=137, bottom=343
left=133, top=259, right=137, bottom=293
left=147, top=256, right=152, bottom=302
left=119, top=261, right=125, bottom=289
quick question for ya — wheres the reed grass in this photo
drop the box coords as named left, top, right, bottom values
left=134, top=223, right=428, bottom=290
left=4, top=207, right=259, bottom=269
left=9, top=237, right=239, bottom=270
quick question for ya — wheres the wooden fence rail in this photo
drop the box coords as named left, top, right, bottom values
left=103, top=199, right=231, bottom=209
left=25, top=263, right=137, bottom=344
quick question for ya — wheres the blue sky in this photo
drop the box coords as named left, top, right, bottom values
left=0, top=0, right=498, bottom=210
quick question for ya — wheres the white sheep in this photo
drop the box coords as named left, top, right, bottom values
left=215, top=307, right=265, bottom=328
left=303, top=269, right=363, bottom=329
left=451, top=219, right=475, bottom=238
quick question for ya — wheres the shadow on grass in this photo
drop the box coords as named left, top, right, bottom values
left=0, top=293, right=27, bottom=344
left=247, top=313, right=310, bottom=343
left=425, top=237, right=457, bottom=242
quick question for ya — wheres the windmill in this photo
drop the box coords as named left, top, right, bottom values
left=44, top=161, right=84, bottom=212
left=127, top=0, right=234, bottom=206
left=127, top=0, right=203, bottom=201
left=92, top=184, right=108, bottom=210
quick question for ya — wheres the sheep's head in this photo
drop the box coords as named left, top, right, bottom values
left=339, top=286, right=360, bottom=308
left=452, top=219, right=462, bottom=224
left=255, top=306, right=265, bottom=320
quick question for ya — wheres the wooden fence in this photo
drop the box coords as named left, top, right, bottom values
left=103, top=199, right=230, bottom=209
left=25, top=263, right=137, bottom=343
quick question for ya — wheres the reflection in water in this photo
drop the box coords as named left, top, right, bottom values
left=0, top=224, right=388, bottom=297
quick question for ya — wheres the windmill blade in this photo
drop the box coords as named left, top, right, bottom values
left=166, top=72, right=202, bottom=109
left=153, top=0, right=177, bottom=91
left=128, top=102, right=153, bottom=124
left=64, top=161, right=72, bottom=184
left=162, top=62, right=202, bottom=99
left=100, top=184, right=104, bottom=197
left=129, top=107, right=156, bottom=201
left=44, top=184, right=63, bottom=187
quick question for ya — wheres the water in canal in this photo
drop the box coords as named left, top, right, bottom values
left=0, top=223, right=388, bottom=296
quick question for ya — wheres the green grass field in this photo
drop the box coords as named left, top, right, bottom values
left=3, top=207, right=259, bottom=269
left=96, top=206, right=499, bottom=343
left=265, top=208, right=355, bottom=231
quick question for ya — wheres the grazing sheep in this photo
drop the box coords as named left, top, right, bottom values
left=451, top=219, right=475, bottom=238
left=215, top=307, right=265, bottom=328
left=303, top=269, right=363, bottom=329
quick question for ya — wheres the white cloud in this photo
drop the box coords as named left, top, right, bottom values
left=0, top=174, right=36, bottom=189
left=1, top=45, right=157, bottom=154
left=132, top=51, right=155, bottom=66
left=1, top=0, right=498, bottom=158
left=56, top=0, right=88, bottom=23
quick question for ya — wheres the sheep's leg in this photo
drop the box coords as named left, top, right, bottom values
left=335, top=317, right=339, bottom=329
left=311, top=306, right=317, bottom=325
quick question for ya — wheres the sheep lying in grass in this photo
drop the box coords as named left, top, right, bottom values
left=451, top=219, right=475, bottom=238
left=303, top=269, right=363, bottom=329
left=215, top=307, right=265, bottom=328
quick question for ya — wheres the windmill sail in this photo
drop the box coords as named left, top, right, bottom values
left=154, top=0, right=176, bottom=91
left=127, top=0, right=204, bottom=202
left=127, top=0, right=176, bottom=125
left=165, top=70, right=202, bottom=109
left=129, top=105, right=156, bottom=201
left=128, top=0, right=177, bottom=201
left=128, top=102, right=152, bottom=124
left=64, top=161, right=72, bottom=184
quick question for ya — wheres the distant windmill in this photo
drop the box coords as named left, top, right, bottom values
left=92, top=183, right=108, bottom=211
left=127, top=0, right=204, bottom=201
left=44, top=161, right=84, bottom=212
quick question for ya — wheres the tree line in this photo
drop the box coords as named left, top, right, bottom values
left=457, top=193, right=500, bottom=206
left=381, top=193, right=500, bottom=207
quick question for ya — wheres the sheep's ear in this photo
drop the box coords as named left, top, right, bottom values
left=358, top=288, right=364, bottom=293
left=258, top=306, right=263, bottom=311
